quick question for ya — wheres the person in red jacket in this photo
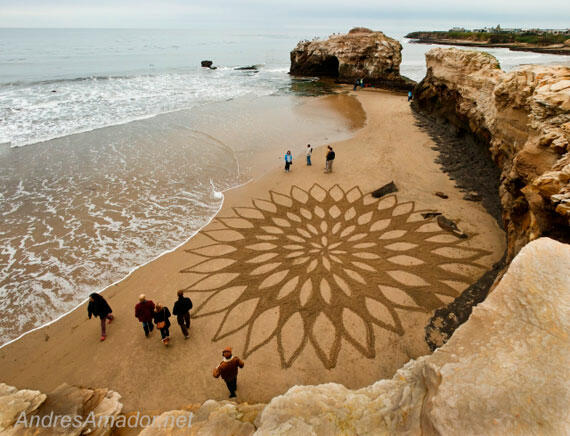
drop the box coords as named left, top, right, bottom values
left=213, top=347, right=245, bottom=398
left=135, top=294, right=155, bottom=337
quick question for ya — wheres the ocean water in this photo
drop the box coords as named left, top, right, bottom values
left=1, top=28, right=568, bottom=346
left=2, top=29, right=568, bottom=148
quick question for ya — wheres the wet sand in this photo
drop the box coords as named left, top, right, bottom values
left=0, top=88, right=505, bottom=412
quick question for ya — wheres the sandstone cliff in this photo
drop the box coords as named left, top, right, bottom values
left=290, top=27, right=413, bottom=90
left=0, top=383, right=122, bottom=435
left=413, top=48, right=570, bottom=260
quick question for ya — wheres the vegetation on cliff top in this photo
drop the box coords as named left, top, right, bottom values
left=406, top=31, right=568, bottom=46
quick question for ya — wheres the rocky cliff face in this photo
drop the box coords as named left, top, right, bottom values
left=0, top=383, right=122, bottom=435
left=413, top=47, right=570, bottom=260
left=290, top=27, right=412, bottom=90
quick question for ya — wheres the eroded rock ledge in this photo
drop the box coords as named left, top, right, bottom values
left=290, top=27, right=413, bottom=90
left=4, top=238, right=568, bottom=435
left=413, top=48, right=570, bottom=261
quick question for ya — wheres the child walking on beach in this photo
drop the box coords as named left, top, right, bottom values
left=284, top=150, right=293, bottom=172
left=87, top=292, right=114, bottom=341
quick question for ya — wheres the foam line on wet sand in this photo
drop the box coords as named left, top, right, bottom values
left=0, top=177, right=254, bottom=350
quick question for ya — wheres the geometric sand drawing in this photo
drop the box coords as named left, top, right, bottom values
left=181, top=184, right=491, bottom=369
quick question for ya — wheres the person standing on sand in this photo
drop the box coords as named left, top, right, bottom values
left=172, top=290, right=193, bottom=339
left=324, top=145, right=335, bottom=173
left=305, top=144, right=313, bottom=166
left=153, top=303, right=172, bottom=345
left=408, top=90, right=413, bottom=102
left=213, top=347, right=245, bottom=398
left=284, top=150, right=293, bottom=172
left=135, top=294, right=155, bottom=337
left=87, top=292, right=114, bottom=342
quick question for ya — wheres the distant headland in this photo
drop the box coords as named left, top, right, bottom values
left=406, top=26, right=570, bottom=55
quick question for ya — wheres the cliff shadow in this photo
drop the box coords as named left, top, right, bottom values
left=410, top=108, right=507, bottom=351
left=411, top=108, right=503, bottom=227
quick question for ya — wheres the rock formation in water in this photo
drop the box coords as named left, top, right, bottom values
left=5, top=238, right=568, bottom=435
left=413, top=48, right=570, bottom=261
left=290, top=27, right=413, bottom=90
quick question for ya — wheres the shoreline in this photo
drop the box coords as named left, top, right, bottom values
left=0, top=88, right=506, bottom=412
left=0, top=92, right=364, bottom=351
left=0, top=180, right=232, bottom=352
left=408, top=38, right=570, bottom=56
left=0, top=92, right=362, bottom=347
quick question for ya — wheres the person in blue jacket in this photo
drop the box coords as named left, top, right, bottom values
left=284, top=150, right=293, bottom=172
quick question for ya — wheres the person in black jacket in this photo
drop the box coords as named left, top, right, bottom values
left=324, top=145, right=335, bottom=173
left=153, top=303, right=172, bottom=345
left=173, top=290, right=193, bottom=339
left=87, top=292, right=114, bottom=341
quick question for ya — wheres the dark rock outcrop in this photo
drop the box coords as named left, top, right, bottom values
left=201, top=60, right=216, bottom=69
left=371, top=181, right=398, bottom=198
left=290, top=28, right=413, bottom=90
left=234, top=65, right=260, bottom=71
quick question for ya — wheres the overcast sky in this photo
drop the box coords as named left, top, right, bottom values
left=0, top=0, right=568, bottom=30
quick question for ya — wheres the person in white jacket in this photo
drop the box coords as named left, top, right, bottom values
left=305, top=144, right=313, bottom=166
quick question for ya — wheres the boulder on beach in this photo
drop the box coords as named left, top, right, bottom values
left=371, top=180, right=397, bottom=198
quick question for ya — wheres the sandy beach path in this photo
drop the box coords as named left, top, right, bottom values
left=0, top=89, right=505, bottom=412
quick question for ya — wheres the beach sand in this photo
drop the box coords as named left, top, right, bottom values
left=0, top=88, right=505, bottom=412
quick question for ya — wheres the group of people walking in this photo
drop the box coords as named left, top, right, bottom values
left=88, top=291, right=245, bottom=398
left=88, top=290, right=192, bottom=345
left=284, top=144, right=335, bottom=173
left=134, top=290, right=193, bottom=345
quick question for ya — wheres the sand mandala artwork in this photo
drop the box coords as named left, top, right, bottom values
left=181, top=184, right=491, bottom=369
